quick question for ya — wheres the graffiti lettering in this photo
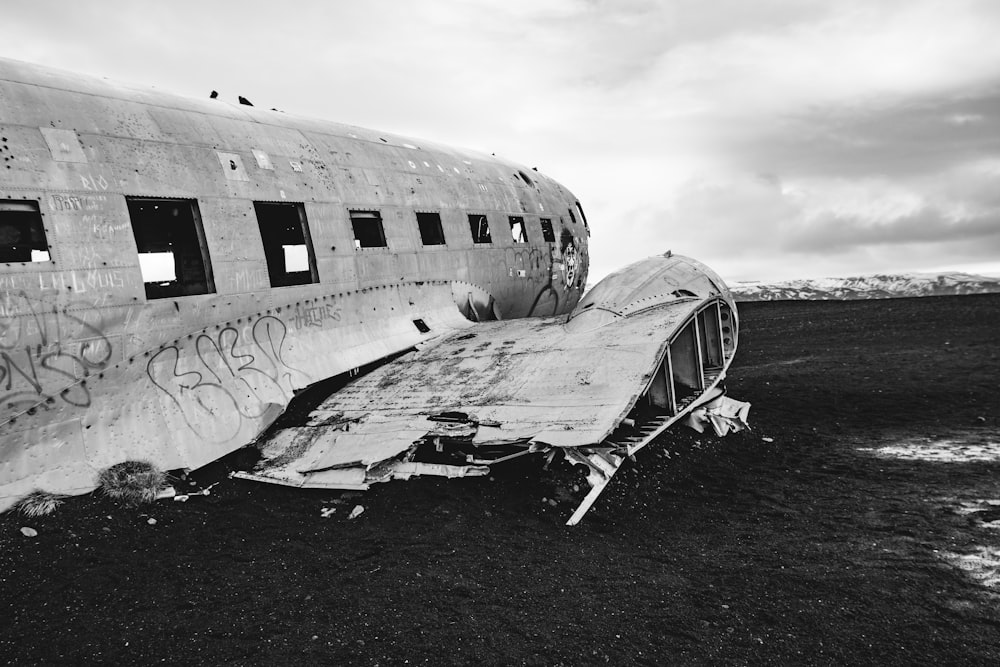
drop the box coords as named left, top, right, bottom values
left=147, top=315, right=309, bottom=442
left=0, top=292, right=113, bottom=412
left=35, top=269, right=131, bottom=294
left=49, top=194, right=108, bottom=212
left=90, top=217, right=130, bottom=240
left=290, top=302, right=342, bottom=330
left=78, top=173, right=109, bottom=191
left=228, top=268, right=269, bottom=293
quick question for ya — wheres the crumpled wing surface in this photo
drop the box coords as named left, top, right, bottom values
left=246, top=298, right=703, bottom=486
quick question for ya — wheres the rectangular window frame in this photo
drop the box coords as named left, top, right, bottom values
left=509, top=216, right=527, bottom=244
left=468, top=214, right=492, bottom=244
left=350, top=209, right=388, bottom=249
left=540, top=218, right=555, bottom=243
left=416, top=211, right=446, bottom=246
left=253, top=201, right=319, bottom=288
left=126, top=196, right=215, bottom=300
left=0, top=199, right=50, bottom=263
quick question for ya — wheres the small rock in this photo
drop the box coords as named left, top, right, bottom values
left=20, top=527, right=38, bottom=537
left=147, top=518, right=157, bottom=525
left=762, top=437, right=774, bottom=443
left=547, top=498, right=558, bottom=507
left=348, top=505, right=364, bottom=520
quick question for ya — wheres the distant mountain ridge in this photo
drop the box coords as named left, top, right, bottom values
left=730, top=272, right=1000, bottom=301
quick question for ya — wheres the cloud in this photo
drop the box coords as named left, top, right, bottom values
left=3, top=0, right=1000, bottom=283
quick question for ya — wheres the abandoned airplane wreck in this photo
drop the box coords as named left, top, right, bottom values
left=0, top=58, right=745, bottom=523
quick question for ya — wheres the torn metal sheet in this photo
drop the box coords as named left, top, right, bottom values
left=285, top=300, right=703, bottom=446
left=684, top=389, right=752, bottom=437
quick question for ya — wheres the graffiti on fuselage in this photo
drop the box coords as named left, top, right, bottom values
left=0, top=291, right=113, bottom=413
left=289, top=302, right=342, bottom=330
left=146, top=315, right=309, bottom=442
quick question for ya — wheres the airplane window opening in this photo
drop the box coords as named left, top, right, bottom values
left=0, top=200, right=49, bottom=263
left=254, top=201, right=318, bottom=287
left=509, top=216, right=527, bottom=244
left=567, top=208, right=577, bottom=225
left=412, top=319, right=430, bottom=333
left=697, top=304, right=724, bottom=370
left=126, top=197, right=214, bottom=299
left=416, top=212, right=446, bottom=246
left=720, top=303, right=736, bottom=354
left=518, top=170, right=533, bottom=187
left=670, top=320, right=703, bottom=405
left=468, top=214, right=492, bottom=244
left=575, top=201, right=591, bottom=235
left=350, top=210, right=387, bottom=249
left=540, top=218, right=555, bottom=243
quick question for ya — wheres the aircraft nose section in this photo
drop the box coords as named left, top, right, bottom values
left=567, top=252, right=734, bottom=332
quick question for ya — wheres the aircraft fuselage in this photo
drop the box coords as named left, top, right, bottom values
left=0, top=58, right=589, bottom=509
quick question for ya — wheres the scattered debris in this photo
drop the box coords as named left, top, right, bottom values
left=20, top=527, right=38, bottom=537
left=147, top=518, right=157, bottom=525
left=348, top=505, right=365, bottom=520
left=684, top=390, right=751, bottom=436
left=164, top=481, right=218, bottom=503
left=320, top=507, right=336, bottom=518
left=762, top=437, right=775, bottom=443
left=156, top=487, right=177, bottom=500
left=15, top=490, right=65, bottom=517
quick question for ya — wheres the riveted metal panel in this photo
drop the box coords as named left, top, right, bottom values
left=216, top=152, right=249, bottom=182
left=39, top=128, right=87, bottom=163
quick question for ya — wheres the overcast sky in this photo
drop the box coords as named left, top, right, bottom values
left=5, top=0, right=1000, bottom=283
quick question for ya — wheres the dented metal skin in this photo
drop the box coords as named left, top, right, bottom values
left=0, top=58, right=741, bottom=521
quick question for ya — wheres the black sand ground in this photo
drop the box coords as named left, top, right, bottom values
left=2, top=295, right=999, bottom=666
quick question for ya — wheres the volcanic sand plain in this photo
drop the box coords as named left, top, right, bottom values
left=2, top=294, right=999, bottom=665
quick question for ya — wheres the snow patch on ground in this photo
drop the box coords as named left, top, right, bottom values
left=859, top=435, right=1000, bottom=463
left=940, top=547, right=1000, bottom=590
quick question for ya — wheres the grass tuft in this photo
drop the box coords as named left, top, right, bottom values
left=97, top=461, right=166, bottom=505
left=16, top=490, right=65, bottom=517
